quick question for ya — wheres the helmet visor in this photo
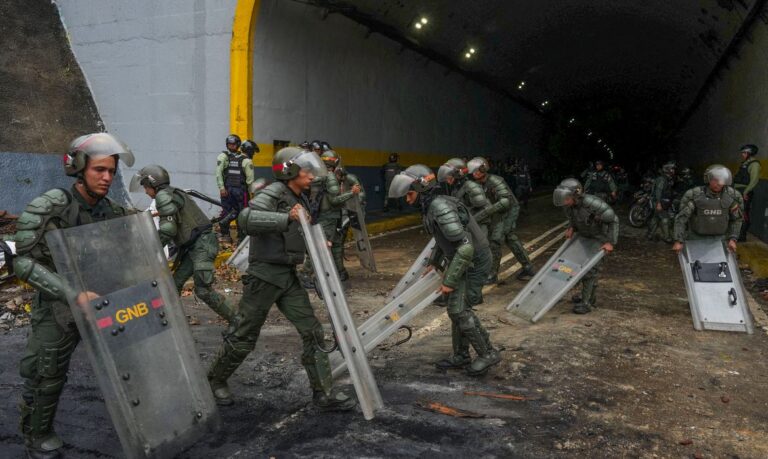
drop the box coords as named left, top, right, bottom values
left=72, top=133, right=136, bottom=167
left=128, top=173, right=146, bottom=192
left=466, top=158, right=485, bottom=175
left=292, top=150, right=327, bottom=178
left=553, top=187, right=573, bottom=207
left=388, top=173, right=415, bottom=198
left=437, top=164, right=455, bottom=183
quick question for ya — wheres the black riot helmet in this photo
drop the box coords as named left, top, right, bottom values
left=241, top=140, right=259, bottom=158
left=740, top=144, right=759, bottom=157
left=226, top=134, right=241, bottom=152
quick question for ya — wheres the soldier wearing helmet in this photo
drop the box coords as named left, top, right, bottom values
left=381, top=153, right=404, bottom=212
left=207, top=147, right=357, bottom=412
left=300, top=149, right=360, bottom=281
left=240, top=140, right=260, bottom=198
left=584, top=160, right=617, bottom=202
left=466, top=156, right=535, bottom=284
left=130, top=165, right=233, bottom=322
left=673, top=165, right=744, bottom=254
left=553, top=178, right=619, bottom=314
left=733, top=144, right=761, bottom=241
left=216, top=134, right=248, bottom=243
left=647, top=161, right=677, bottom=243
left=389, top=165, right=501, bottom=375
left=9, top=133, right=134, bottom=458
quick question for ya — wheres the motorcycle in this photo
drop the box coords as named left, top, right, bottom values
left=628, top=190, right=652, bottom=228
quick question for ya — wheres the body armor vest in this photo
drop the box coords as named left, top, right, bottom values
left=734, top=159, right=758, bottom=186
left=224, top=152, right=245, bottom=188
left=249, top=182, right=307, bottom=265
left=690, top=187, right=733, bottom=236
left=169, top=187, right=212, bottom=247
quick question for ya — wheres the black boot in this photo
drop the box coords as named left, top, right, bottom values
left=573, top=302, right=592, bottom=314
left=313, top=387, right=357, bottom=412
left=516, top=264, right=536, bottom=280
left=435, top=323, right=471, bottom=369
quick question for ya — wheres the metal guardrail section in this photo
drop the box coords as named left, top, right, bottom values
left=506, top=235, right=605, bottom=323
left=330, top=269, right=442, bottom=378
left=225, top=236, right=250, bottom=273
left=299, top=212, right=384, bottom=420
left=348, top=195, right=377, bottom=272
left=678, top=239, right=754, bottom=334
left=388, top=238, right=436, bottom=302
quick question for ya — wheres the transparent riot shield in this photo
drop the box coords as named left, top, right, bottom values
left=330, top=269, right=442, bottom=378
left=345, top=195, right=376, bottom=272
left=678, top=239, right=754, bottom=333
left=46, top=213, right=219, bottom=459
left=388, top=238, right=436, bottom=301
left=299, top=211, right=384, bottom=420
left=225, top=236, right=250, bottom=273
left=506, top=235, right=605, bottom=322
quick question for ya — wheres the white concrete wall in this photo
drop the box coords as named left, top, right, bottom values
left=251, top=0, right=543, bottom=158
left=674, top=19, right=768, bottom=241
left=56, top=0, right=544, bottom=212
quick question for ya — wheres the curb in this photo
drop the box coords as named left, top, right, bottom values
left=215, top=213, right=422, bottom=268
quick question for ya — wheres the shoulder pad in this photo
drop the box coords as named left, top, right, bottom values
left=325, top=174, right=340, bottom=194
left=582, top=194, right=607, bottom=212
left=430, top=198, right=465, bottom=242
left=154, top=189, right=179, bottom=217
left=25, top=189, right=71, bottom=216
left=347, top=173, right=361, bottom=185
left=726, top=186, right=744, bottom=201
left=251, top=182, right=284, bottom=211
left=488, top=175, right=511, bottom=196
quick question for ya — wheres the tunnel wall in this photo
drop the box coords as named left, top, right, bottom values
left=53, top=0, right=544, bottom=212
left=674, top=17, right=768, bottom=242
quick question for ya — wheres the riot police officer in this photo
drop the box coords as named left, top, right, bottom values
left=216, top=134, right=248, bottom=243
left=241, top=140, right=260, bottom=198
left=303, top=150, right=361, bottom=281
left=513, top=161, right=533, bottom=210
left=207, top=147, right=356, bottom=411
left=673, top=165, right=744, bottom=254
left=647, top=161, right=676, bottom=243
left=9, top=133, right=135, bottom=458
left=381, top=153, right=403, bottom=212
left=733, top=144, right=761, bottom=241
left=388, top=165, right=501, bottom=375
left=437, top=158, right=492, bottom=237
left=131, top=165, right=233, bottom=321
left=584, top=160, right=617, bottom=202
left=553, top=178, right=619, bottom=314
left=335, top=166, right=366, bottom=263
left=466, top=156, right=535, bottom=284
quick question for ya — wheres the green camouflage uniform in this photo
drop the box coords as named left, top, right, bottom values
left=305, top=173, right=355, bottom=278
left=479, top=173, right=532, bottom=279
left=424, top=194, right=498, bottom=374
left=155, top=186, right=233, bottom=321
left=564, top=194, right=619, bottom=308
left=207, top=181, right=340, bottom=401
left=11, top=187, right=128, bottom=452
left=584, top=169, right=617, bottom=202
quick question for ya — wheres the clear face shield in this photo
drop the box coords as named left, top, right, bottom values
left=292, top=150, right=328, bottom=179
left=553, top=187, right=574, bottom=207
left=74, top=133, right=136, bottom=168
left=388, top=173, right=416, bottom=198
left=128, top=173, right=147, bottom=192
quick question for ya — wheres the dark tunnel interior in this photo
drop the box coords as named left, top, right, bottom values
left=307, top=0, right=766, bottom=180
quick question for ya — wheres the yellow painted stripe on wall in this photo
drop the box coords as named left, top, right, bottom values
left=249, top=143, right=453, bottom=168
left=229, top=0, right=260, bottom=140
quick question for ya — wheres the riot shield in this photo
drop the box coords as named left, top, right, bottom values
left=226, top=236, right=250, bottom=273
left=298, top=211, right=384, bottom=420
left=46, top=212, right=219, bottom=459
left=345, top=195, right=377, bottom=272
left=678, top=239, right=754, bottom=333
left=330, top=269, right=442, bottom=378
left=388, top=238, right=436, bottom=301
left=506, top=235, right=605, bottom=322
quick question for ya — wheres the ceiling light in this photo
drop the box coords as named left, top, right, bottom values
left=465, top=52, right=471, bottom=58
left=469, top=48, right=476, bottom=54
left=598, top=139, right=602, bottom=144
left=569, top=118, right=575, bottom=124
left=415, top=22, right=422, bottom=29
left=587, top=131, right=593, bottom=137
left=420, top=17, right=428, bottom=24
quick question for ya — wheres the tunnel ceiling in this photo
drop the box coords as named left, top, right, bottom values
left=314, top=0, right=759, bottom=158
